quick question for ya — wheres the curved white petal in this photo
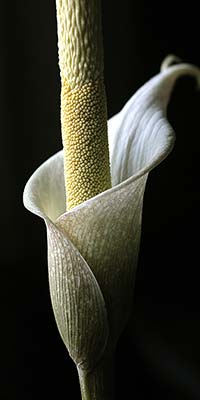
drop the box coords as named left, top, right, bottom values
left=23, top=151, right=65, bottom=221
left=108, top=63, right=200, bottom=186
left=23, top=62, right=200, bottom=368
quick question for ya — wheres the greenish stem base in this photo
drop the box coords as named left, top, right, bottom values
left=77, top=352, right=115, bottom=400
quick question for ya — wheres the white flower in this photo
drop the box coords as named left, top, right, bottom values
left=23, top=61, right=199, bottom=374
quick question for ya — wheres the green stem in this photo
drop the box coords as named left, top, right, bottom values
left=77, top=352, right=115, bottom=400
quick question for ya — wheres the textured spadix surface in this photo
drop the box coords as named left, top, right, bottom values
left=23, top=63, right=200, bottom=372
left=56, top=0, right=111, bottom=210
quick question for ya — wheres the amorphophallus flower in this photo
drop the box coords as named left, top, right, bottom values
left=23, top=1, right=200, bottom=399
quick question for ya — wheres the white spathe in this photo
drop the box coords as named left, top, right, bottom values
left=23, top=62, right=199, bottom=372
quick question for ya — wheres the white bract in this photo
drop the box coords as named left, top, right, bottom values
left=23, top=62, right=199, bottom=373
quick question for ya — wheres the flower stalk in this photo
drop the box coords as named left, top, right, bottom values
left=56, top=0, right=111, bottom=210
left=78, top=352, right=115, bottom=400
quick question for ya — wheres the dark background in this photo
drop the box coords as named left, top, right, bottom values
left=1, top=0, right=200, bottom=399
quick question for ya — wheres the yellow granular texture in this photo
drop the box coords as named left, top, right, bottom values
left=61, top=78, right=111, bottom=210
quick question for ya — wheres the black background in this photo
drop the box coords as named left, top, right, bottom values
left=1, top=0, right=200, bottom=399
